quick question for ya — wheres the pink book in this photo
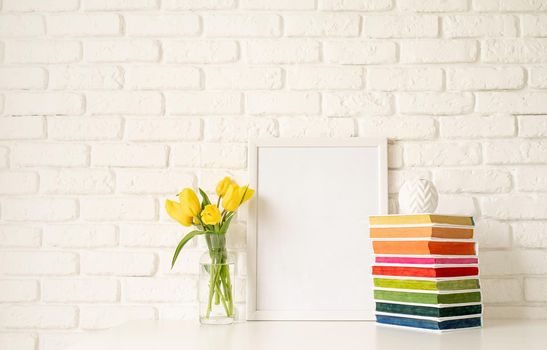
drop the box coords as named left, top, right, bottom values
left=375, top=256, right=478, bottom=265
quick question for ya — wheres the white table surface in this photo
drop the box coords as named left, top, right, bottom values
left=67, top=319, right=547, bottom=350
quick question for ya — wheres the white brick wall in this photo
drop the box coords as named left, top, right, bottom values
left=1, top=1, right=547, bottom=347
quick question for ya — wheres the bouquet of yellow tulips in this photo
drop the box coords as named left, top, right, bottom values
left=165, top=177, right=254, bottom=322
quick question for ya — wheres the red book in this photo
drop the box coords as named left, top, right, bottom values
left=372, top=266, right=479, bottom=278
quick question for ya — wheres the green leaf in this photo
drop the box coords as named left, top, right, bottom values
left=199, top=188, right=211, bottom=208
left=171, top=230, right=205, bottom=269
left=219, top=214, right=234, bottom=234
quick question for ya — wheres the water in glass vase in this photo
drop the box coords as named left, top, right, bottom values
left=198, top=234, right=236, bottom=325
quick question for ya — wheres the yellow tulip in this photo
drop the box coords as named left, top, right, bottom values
left=178, top=188, right=200, bottom=217
left=201, top=204, right=222, bottom=225
left=165, top=200, right=193, bottom=227
left=222, top=184, right=255, bottom=212
left=216, top=176, right=234, bottom=197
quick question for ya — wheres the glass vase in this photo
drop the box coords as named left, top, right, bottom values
left=198, top=234, right=235, bottom=325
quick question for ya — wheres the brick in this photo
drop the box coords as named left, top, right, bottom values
left=0, top=334, right=36, bottom=350
left=529, top=67, right=547, bottom=89
left=512, top=250, right=547, bottom=274
left=474, top=0, right=547, bottom=11
left=401, top=40, right=477, bottom=63
left=474, top=219, right=511, bottom=249
left=517, top=167, right=547, bottom=191
left=168, top=144, right=197, bottom=167
left=124, top=278, right=197, bottom=302
left=82, top=252, right=156, bottom=276
left=117, top=170, right=194, bottom=194
left=49, top=66, right=123, bottom=90
left=404, top=143, right=481, bottom=166
left=241, top=0, right=314, bottom=9
left=444, top=15, right=517, bottom=38
left=201, top=143, right=247, bottom=169
left=246, top=39, right=320, bottom=63
left=166, top=92, right=241, bottom=115
left=80, top=197, right=157, bottom=221
left=0, top=306, right=77, bottom=329
left=2, top=198, right=78, bottom=222
left=482, top=279, right=522, bottom=303
left=448, top=67, right=523, bottom=90
left=119, top=224, right=190, bottom=248
left=158, top=305, right=197, bottom=320
left=0, top=67, right=46, bottom=89
left=367, top=67, right=443, bottom=91
left=125, top=118, right=201, bottom=141
left=84, top=0, right=158, bottom=10
left=159, top=250, right=203, bottom=275
left=44, top=224, right=117, bottom=248
left=164, top=0, right=235, bottom=9
left=125, top=66, right=200, bottom=90
left=125, top=14, right=199, bottom=36
left=85, top=40, right=159, bottom=62
left=205, top=67, right=282, bottom=90
left=48, top=117, right=122, bottom=141
left=522, top=15, right=547, bottom=37
left=483, top=39, right=547, bottom=63
left=363, top=15, right=438, bottom=38
left=513, top=222, right=547, bottom=248
left=324, top=92, right=393, bottom=116
left=434, top=169, right=511, bottom=193
left=477, top=92, right=547, bottom=114
left=80, top=306, right=156, bottom=330
left=40, top=169, right=114, bottom=194
left=0, top=15, right=44, bottom=37
left=435, top=195, right=477, bottom=216
left=40, top=333, right=90, bottom=350
left=479, top=251, right=512, bottom=276
left=0, top=280, right=39, bottom=302
left=47, top=14, right=121, bottom=36
left=319, top=0, right=392, bottom=10
left=92, top=144, right=167, bottom=168
left=0, top=171, right=38, bottom=194
left=247, top=92, right=320, bottom=115
left=5, top=40, right=81, bottom=63
left=398, top=92, right=474, bottom=115
left=398, top=0, right=468, bottom=11
left=0, top=116, right=44, bottom=140
left=0, top=147, right=9, bottom=168
left=288, top=66, right=363, bottom=90
left=164, top=41, right=238, bottom=63
left=87, top=92, right=162, bottom=115
left=278, top=117, right=355, bottom=137
left=4, top=0, right=79, bottom=12
left=205, top=14, right=281, bottom=37
left=0, top=252, right=77, bottom=275
left=518, top=115, right=547, bottom=137
left=525, top=279, right=547, bottom=302
left=43, top=279, right=118, bottom=302
left=439, top=115, right=515, bottom=138
left=11, top=143, right=88, bottom=167
left=285, top=14, right=360, bottom=37
left=482, top=195, right=547, bottom=219
left=486, top=140, right=547, bottom=164
left=0, top=226, right=41, bottom=247
left=204, top=117, right=278, bottom=142
left=358, top=116, right=436, bottom=140
left=4, top=92, right=83, bottom=115
left=324, top=40, right=397, bottom=64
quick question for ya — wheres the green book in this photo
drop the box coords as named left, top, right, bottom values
left=374, top=278, right=480, bottom=291
left=374, top=290, right=482, bottom=304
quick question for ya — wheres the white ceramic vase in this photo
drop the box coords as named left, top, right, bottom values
left=398, top=179, right=438, bottom=214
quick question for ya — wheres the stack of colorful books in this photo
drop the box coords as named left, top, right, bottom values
left=369, top=214, right=482, bottom=332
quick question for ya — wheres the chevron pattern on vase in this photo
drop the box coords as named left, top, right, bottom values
left=399, top=179, right=439, bottom=214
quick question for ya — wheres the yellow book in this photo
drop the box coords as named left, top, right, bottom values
left=369, top=214, right=474, bottom=227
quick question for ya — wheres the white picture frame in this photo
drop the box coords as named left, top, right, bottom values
left=247, top=138, right=388, bottom=321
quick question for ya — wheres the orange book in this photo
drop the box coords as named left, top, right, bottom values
left=370, top=226, right=474, bottom=239
left=372, top=241, right=476, bottom=255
